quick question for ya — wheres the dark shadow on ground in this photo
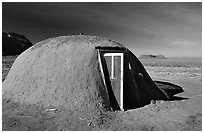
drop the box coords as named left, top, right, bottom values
left=166, top=96, right=189, bottom=101
left=154, top=80, right=187, bottom=101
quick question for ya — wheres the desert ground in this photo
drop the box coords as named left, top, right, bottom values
left=2, top=56, right=202, bottom=131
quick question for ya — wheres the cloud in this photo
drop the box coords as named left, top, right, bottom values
left=168, top=40, right=199, bottom=47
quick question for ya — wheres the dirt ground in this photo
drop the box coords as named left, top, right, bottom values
left=2, top=56, right=17, bottom=82
left=2, top=56, right=202, bottom=131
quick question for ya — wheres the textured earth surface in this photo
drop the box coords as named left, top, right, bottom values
left=2, top=56, right=202, bottom=131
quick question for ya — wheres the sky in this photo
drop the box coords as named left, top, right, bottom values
left=2, top=2, right=202, bottom=57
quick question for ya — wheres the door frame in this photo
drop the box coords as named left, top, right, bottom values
left=103, top=53, right=124, bottom=110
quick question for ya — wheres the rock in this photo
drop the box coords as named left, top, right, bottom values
left=3, top=32, right=33, bottom=56
left=139, top=54, right=167, bottom=59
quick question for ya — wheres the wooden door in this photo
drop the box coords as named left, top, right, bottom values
left=104, top=53, right=124, bottom=110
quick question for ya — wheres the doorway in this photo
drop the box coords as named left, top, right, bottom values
left=103, top=53, right=124, bottom=110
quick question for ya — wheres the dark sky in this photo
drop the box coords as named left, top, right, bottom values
left=2, top=2, right=202, bottom=57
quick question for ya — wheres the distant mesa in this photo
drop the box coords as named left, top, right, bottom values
left=139, top=54, right=167, bottom=59
left=3, top=32, right=33, bottom=56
